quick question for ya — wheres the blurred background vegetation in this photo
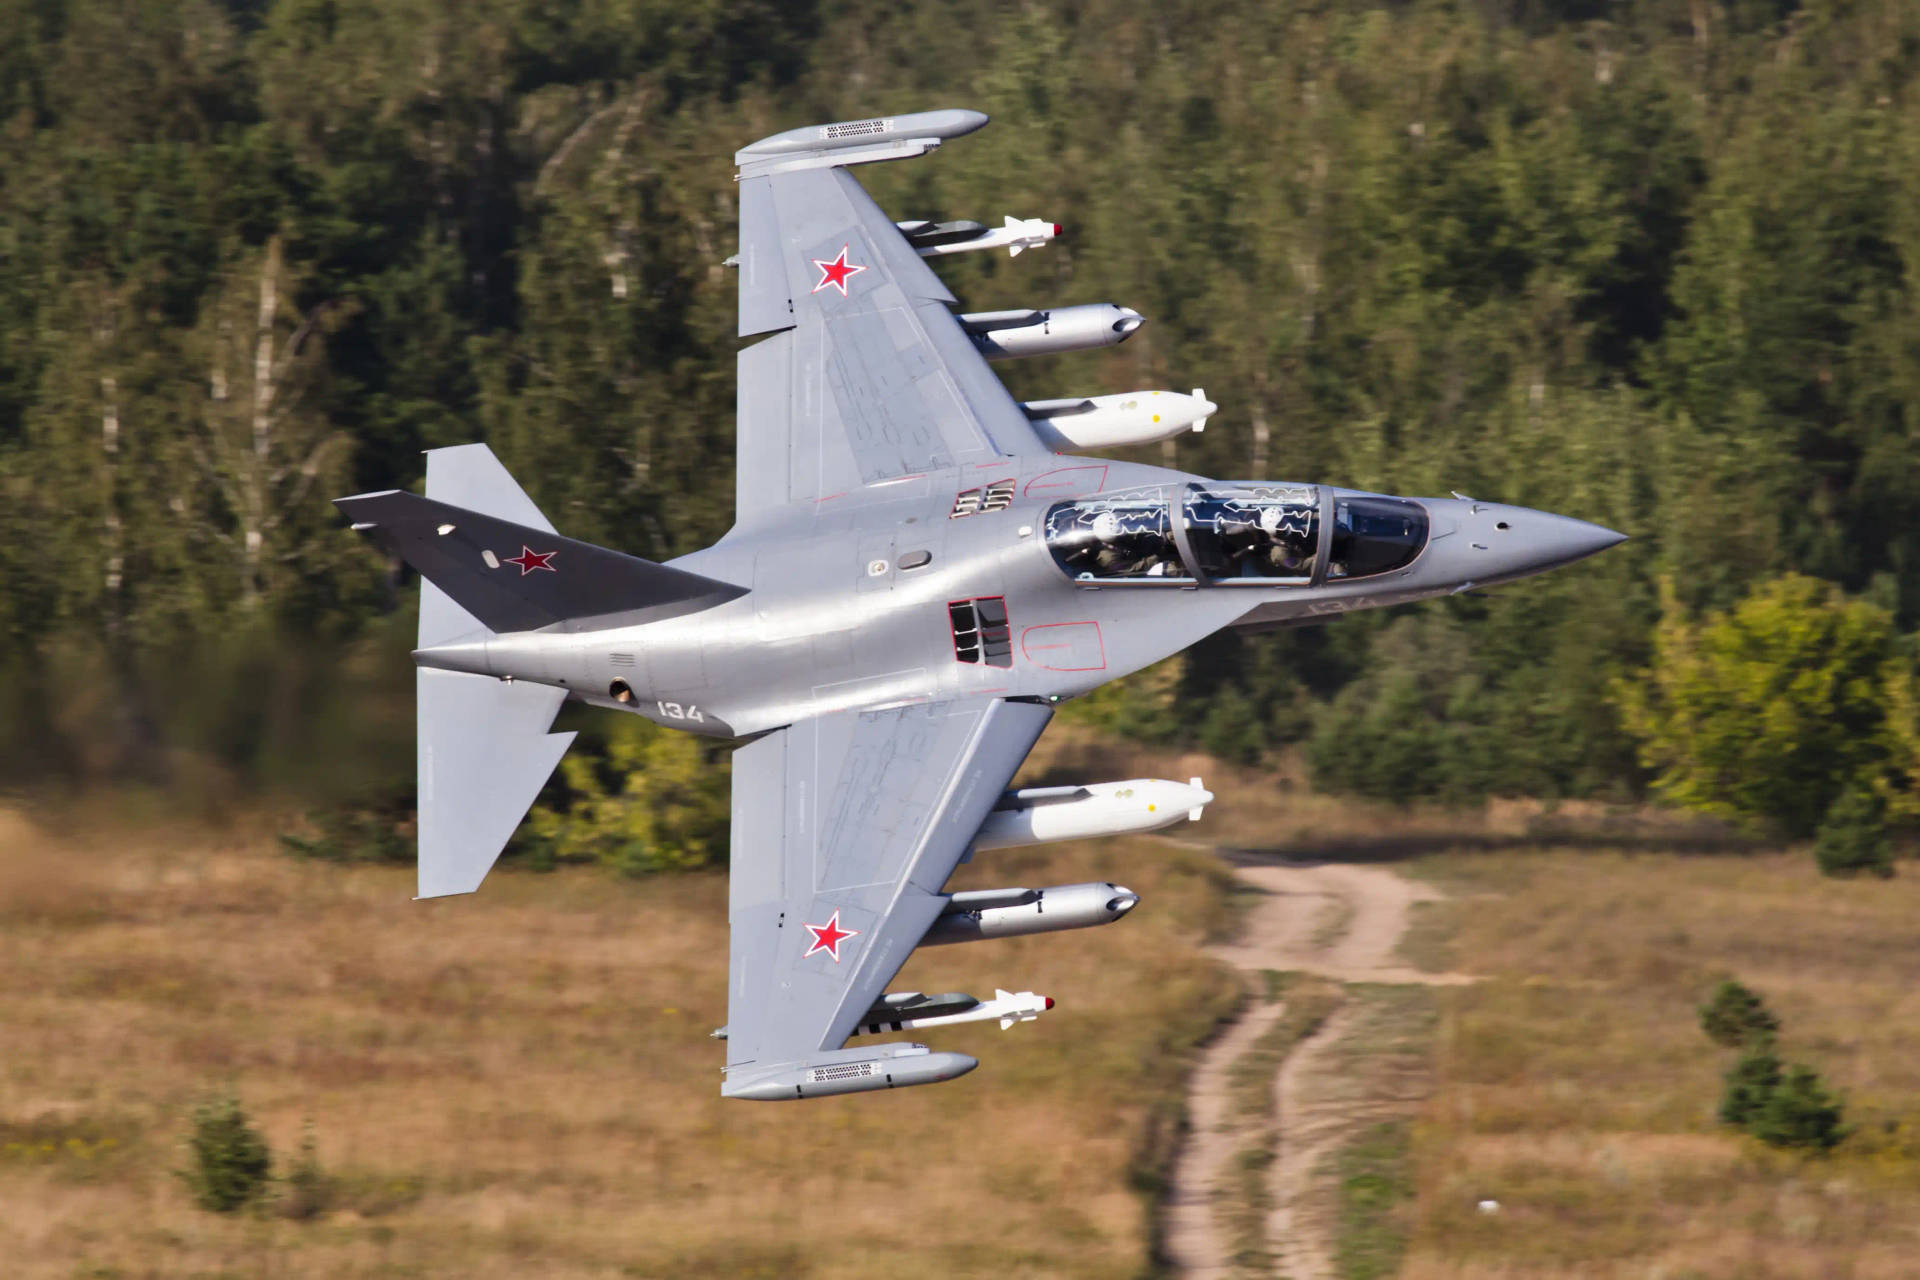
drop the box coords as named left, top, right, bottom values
left=4, top=0, right=1919, bottom=863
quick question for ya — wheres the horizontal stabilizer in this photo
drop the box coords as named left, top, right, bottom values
left=417, top=668, right=574, bottom=898
left=336, top=490, right=745, bottom=634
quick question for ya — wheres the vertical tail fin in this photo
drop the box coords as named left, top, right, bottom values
left=418, top=444, right=556, bottom=648
left=409, top=444, right=573, bottom=898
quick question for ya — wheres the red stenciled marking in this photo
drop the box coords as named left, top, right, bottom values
left=1022, top=465, right=1108, bottom=498
left=815, top=492, right=846, bottom=503
left=1020, top=622, right=1107, bottom=672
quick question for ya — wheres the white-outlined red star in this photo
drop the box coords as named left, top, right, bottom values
left=502, top=545, right=557, bottom=575
left=810, top=244, right=867, bottom=297
left=802, top=909, right=860, bottom=962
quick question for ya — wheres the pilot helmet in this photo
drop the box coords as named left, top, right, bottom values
left=1092, top=510, right=1123, bottom=541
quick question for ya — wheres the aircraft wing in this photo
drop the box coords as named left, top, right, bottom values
left=732, top=110, right=1053, bottom=514
left=721, top=695, right=1052, bottom=1100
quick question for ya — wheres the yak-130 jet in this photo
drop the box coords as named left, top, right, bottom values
left=335, top=109, right=1624, bottom=1101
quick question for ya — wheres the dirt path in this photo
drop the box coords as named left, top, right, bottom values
left=1165, top=858, right=1473, bottom=1279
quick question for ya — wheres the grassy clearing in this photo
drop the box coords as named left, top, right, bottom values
left=1401, top=848, right=1920, bottom=1278
left=1333, top=1121, right=1414, bottom=1280
left=1299, top=985, right=1436, bottom=1280
left=1217, top=974, right=1346, bottom=1276
left=0, top=804, right=1238, bottom=1278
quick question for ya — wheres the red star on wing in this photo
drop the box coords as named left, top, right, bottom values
left=810, top=244, right=867, bottom=297
left=502, top=545, right=557, bottom=575
left=802, top=909, right=861, bottom=962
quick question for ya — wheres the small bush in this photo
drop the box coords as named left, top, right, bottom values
left=180, top=1095, right=271, bottom=1213
left=279, top=1122, right=334, bottom=1221
left=1814, top=785, right=1893, bottom=879
left=279, top=779, right=413, bottom=864
left=1718, top=1042, right=1783, bottom=1129
left=1700, top=979, right=1780, bottom=1048
left=1750, top=1065, right=1849, bottom=1152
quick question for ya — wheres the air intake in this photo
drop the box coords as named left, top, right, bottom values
left=951, top=478, right=1016, bottom=519
left=949, top=596, right=1012, bottom=668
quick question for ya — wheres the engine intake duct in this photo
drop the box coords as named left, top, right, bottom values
left=919, top=881, right=1138, bottom=947
left=959, top=304, right=1143, bottom=360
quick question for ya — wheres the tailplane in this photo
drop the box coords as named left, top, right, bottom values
left=335, top=444, right=735, bottom=898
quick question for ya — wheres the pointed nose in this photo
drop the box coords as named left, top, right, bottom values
left=1430, top=501, right=1627, bottom=587
left=1528, top=512, right=1627, bottom=570
left=1105, top=887, right=1139, bottom=915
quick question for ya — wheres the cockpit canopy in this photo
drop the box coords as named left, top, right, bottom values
left=1042, top=487, right=1191, bottom=581
left=1184, top=485, right=1318, bottom=581
left=1044, top=484, right=1429, bottom=584
left=1328, top=495, right=1428, bottom=580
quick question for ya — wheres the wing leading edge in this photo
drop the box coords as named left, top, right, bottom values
left=722, top=696, right=1052, bottom=1100
left=733, top=111, right=1052, bottom=516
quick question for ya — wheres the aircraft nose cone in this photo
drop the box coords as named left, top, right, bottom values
left=1528, top=512, right=1627, bottom=569
left=1442, top=502, right=1626, bottom=586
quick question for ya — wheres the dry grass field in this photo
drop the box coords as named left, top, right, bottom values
left=1399, top=847, right=1920, bottom=1279
left=0, top=801, right=1238, bottom=1278
left=10, top=736, right=1920, bottom=1280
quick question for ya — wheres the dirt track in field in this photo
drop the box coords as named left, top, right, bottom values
left=1164, top=858, right=1472, bottom=1279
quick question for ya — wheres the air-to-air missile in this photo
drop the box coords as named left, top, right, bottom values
left=919, top=882, right=1140, bottom=946
left=852, top=989, right=1055, bottom=1036
left=899, top=215, right=1060, bottom=258
left=1020, top=389, right=1216, bottom=451
left=971, top=777, right=1212, bottom=851
left=960, top=303, right=1144, bottom=359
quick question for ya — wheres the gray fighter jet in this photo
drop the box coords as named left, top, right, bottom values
left=336, top=109, right=1624, bottom=1101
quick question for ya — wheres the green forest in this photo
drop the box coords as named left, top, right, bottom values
left=4, top=0, right=1919, bottom=854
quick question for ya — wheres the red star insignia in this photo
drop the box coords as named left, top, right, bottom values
left=810, top=244, right=867, bottom=297
left=502, top=545, right=557, bottom=575
left=802, top=910, right=860, bottom=962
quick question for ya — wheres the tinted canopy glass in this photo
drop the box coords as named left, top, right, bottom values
left=1182, top=485, right=1319, bottom=581
left=1044, top=488, right=1191, bottom=581
left=1328, top=497, right=1429, bottom=579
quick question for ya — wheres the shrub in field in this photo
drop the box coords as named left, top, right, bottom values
left=1750, top=1065, right=1849, bottom=1152
left=526, top=718, right=729, bottom=876
left=279, top=1122, right=334, bottom=1221
left=180, top=1096, right=271, bottom=1212
left=1700, top=979, right=1779, bottom=1048
left=1718, top=1041, right=1784, bottom=1129
left=1615, top=576, right=1898, bottom=837
left=1814, top=785, right=1894, bottom=879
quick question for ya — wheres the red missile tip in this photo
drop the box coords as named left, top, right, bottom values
left=1044, top=996, right=1055, bottom=1010
left=1050, top=223, right=1062, bottom=237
